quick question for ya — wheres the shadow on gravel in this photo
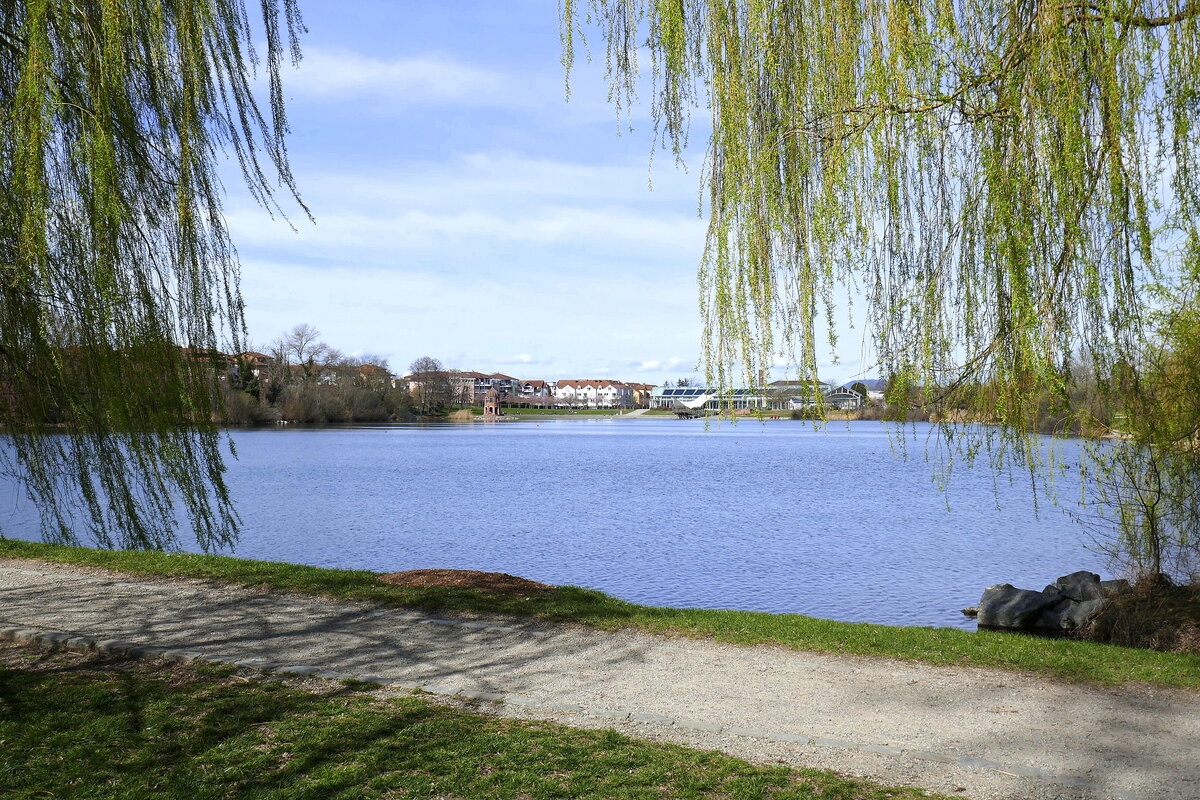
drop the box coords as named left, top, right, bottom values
left=0, top=576, right=648, bottom=693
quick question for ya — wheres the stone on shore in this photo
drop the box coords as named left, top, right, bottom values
left=976, top=570, right=1126, bottom=633
left=1053, top=571, right=1104, bottom=602
left=976, top=584, right=1060, bottom=628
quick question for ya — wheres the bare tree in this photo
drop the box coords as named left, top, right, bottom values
left=408, top=356, right=452, bottom=415
left=281, top=324, right=340, bottom=382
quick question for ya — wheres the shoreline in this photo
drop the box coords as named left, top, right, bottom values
left=2, top=540, right=1196, bottom=689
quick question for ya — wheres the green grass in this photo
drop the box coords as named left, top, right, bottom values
left=0, top=648, right=949, bottom=800
left=500, top=407, right=632, bottom=415
left=3, top=540, right=1199, bottom=689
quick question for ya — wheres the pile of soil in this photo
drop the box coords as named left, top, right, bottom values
left=378, top=568, right=555, bottom=595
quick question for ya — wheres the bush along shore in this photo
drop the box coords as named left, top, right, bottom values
left=3, top=541, right=1199, bottom=688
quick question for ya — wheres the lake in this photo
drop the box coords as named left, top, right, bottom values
left=0, top=419, right=1110, bottom=629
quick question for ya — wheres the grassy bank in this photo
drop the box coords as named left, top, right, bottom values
left=0, top=645, right=948, bottom=800
left=3, top=540, right=1198, bottom=689
left=499, top=407, right=631, bottom=416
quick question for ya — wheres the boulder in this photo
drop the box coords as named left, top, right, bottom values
left=1061, top=598, right=1109, bottom=629
left=1054, top=571, right=1104, bottom=602
left=977, top=584, right=1060, bottom=628
left=1033, top=597, right=1076, bottom=631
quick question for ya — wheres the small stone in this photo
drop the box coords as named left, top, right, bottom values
left=35, top=632, right=73, bottom=647
left=957, top=755, right=1005, bottom=770
left=861, top=743, right=905, bottom=756
left=630, top=712, right=674, bottom=725
left=276, top=665, right=321, bottom=676
left=12, top=629, right=42, bottom=644
left=586, top=708, right=631, bottom=721
left=160, top=650, right=203, bottom=664
left=131, top=646, right=166, bottom=657
left=674, top=717, right=723, bottom=733
left=725, top=726, right=770, bottom=739
left=1002, top=763, right=1056, bottom=778
left=768, top=732, right=813, bottom=744
left=813, top=736, right=857, bottom=749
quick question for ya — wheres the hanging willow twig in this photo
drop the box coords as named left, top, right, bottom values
left=563, top=0, right=1200, bottom=575
left=0, top=0, right=305, bottom=550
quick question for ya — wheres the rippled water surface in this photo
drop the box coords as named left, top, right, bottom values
left=2, top=419, right=1109, bottom=628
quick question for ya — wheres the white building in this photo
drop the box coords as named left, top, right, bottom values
left=553, top=379, right=632, bottom=408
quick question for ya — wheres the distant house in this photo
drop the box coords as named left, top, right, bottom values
left=649, top=381, right=835, bottom=411
left=476, top=373, right=521, bottom=402
left=446, top=371, right=480, bottom=405
left=235, top=351, right=273, bottom=377
left=627, top=382, right=657, bottom=408
left=355, top=363, right=395, bottom=387
left=826, top=386, right=864, bottom=409
left=515, top=379, right=553, bottom=407
left=554, top=379, right=632, bottom=408
left=291, top=362, right=339, bottom=385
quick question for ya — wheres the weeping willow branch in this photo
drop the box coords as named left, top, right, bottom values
left=563, top=1, right=1200, bottom=574
left=564, top=0, right=1193, bottom=422
left=0, top=0, right=304, bottom=550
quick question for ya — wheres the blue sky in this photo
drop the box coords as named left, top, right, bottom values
left=225, top=0, right=871, bottom=384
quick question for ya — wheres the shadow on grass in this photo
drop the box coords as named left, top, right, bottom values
left=0, top=655, right=942, bottom=800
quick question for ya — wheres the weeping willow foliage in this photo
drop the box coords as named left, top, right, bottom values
left=1, top=0, right=303, bottom=549
left=562, top=1, right=1200, bottom=575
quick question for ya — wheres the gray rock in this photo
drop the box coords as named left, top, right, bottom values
left=1100, top=579, right=1131, bottom=597
left=1033, top=598, right=1075, bottom=631
left=977, top=584, right=1059, bottom=628
left=1061, top=598, right=1108, bottom=629
left=1054, top=571, right=1104, bottom=602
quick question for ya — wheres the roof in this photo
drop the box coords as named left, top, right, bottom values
left=556, top=379, right=627, bottom=389
left=768, top=379, right=829, bottom=388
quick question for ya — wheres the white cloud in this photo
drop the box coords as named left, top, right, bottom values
left=284, top=48, right=529, bottom=107
left=224, top=150, right=708, bottom=278
left=238, top=259, right=700, bottom=382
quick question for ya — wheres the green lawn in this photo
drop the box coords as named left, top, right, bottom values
left=0, top=647, right=950, bottom=800
left=500, top=407, right=632, bottom=415
left=3, top=540, right=1198, bottom=689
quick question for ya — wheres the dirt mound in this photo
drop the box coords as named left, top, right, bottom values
left=378, top=568, right=554, bottom=595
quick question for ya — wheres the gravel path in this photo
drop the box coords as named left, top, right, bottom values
left=2, top=559, right=1196, bottom=800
